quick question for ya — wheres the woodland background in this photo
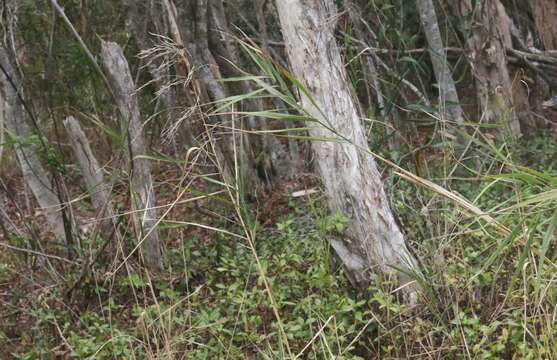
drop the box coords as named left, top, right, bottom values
left=1, top=0, right=557, bottom=358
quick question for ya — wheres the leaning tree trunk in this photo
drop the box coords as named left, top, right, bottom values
left=101, top=41, right=163, bottom=269
left=458, top=0, right=522, bottom=138
left=0, top=48, right=66, bottom=241
left=416, top=0, right=465, bottom=132
left=275, top=0, right=417, bottom=290
left=63, top=116, right=115, bottom=235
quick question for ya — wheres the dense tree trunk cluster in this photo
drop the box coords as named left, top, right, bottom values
left=0, top=0, right=556, bottom=297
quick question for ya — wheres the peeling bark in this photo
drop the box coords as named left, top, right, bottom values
left=276, top=0, right=417, bottom=291
left=63, top=116, right=114, bottom=234
left=101, top=41, right=162, bottom=269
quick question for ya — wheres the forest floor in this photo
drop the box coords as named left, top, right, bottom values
left=2, top=132, right=557, bottom=359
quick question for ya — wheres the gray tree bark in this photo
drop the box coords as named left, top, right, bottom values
left=253, top=0, right=305, bottom=177
left=416, top=0, right=465, bottom=129
left=458, top=0, right=522, bottom=138
left=533, top=1, right=557, bottom=51
left=63, top=116, right=115, bottom=235
left=125, top=0, right=194, bottom=150
left=166, top=0, right=262, bottom=192
left=344, top=0, right=402, bottom=150
left=0, top=98, right=4, bottom=163
left=0, top=48, right=65, bottom=241
left=63, top=116, right=109, bottom=211
left=209, top=0, right=303, bottom=183
left=101, top=41, right=163, bottom=269
left=275, top=0, right=417, bottom=291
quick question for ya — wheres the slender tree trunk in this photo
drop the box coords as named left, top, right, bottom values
left=125, top=0, right=194, bottom=150
left=458, top=0, right=522, bottom=137
left=416, top=0, right=465, bottom=130
left=101, top=41, right=163, bottom=269
left=0, top=48, right=65, bottom=241
left=252, top=0, right=305, bottom=178
left=531, top=0, right=557, bottom=131
left=344, top=0, right=403, bottom=150
left=63, top=116, right=114, bottom=235
left=276, top=0, right=417, bottom=291
left=167, top=0, right=262, bottom=192
left=208, top=0, right=303, bottom=183
left=0, top=98, right=4, bottom=163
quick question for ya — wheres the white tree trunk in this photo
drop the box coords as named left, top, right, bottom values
left=416, top=0, right=465, bottom=128
left=0, top=48, right=65, bottom=241
left=101, top=41, right=162, bottom=269
left=275, top=0, right=417, bottom=290
left=63, top=116, right=115, bottom=234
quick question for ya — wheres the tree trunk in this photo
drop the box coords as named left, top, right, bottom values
left=0, top=98, right=4, bottom=163
left=344, top=0, right=403, bottom=150
left=458, top=0, right=522, bottom=138
left=209, top=0, right=303, bottom=183
left=167, top=0, right=262, bottom=192
left=125, top=0, right=194, bottom=151
left=416, top=0, right=465, bottom=131
left=275, top=0, right=417, bottom=291
left=533, top=1, right=557, bottom=51
left=63, top=116, right=114, bottom=235
left=100, top=41, right=163, bottom=269
left=0, top=48, right=66, bottom=241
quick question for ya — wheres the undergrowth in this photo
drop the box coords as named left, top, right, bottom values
left=2, top=132, right=557, bottom=359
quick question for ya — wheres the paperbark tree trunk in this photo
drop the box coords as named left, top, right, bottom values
left=458, top=0, right=522, bottom=138
left=63, top=116, right=114, bottom=235
left=101, top=41, right=163, bottom=269
left=275, top=0, right=417, bottom=291
left=0, top=48, right=66, bottom=241
left=63, top=116, right=109, bottom=211
left=416, top=0, right=465, bottom=130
